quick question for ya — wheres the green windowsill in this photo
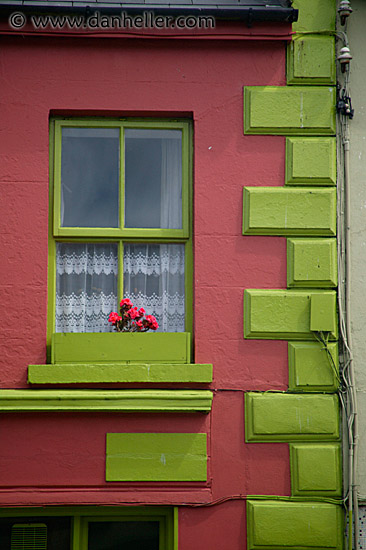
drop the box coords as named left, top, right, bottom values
left=28, top=363, right=213, bottom=385
left=0, top=389, right=213, bottom=412
left=51, top=332, right=192, bottom=363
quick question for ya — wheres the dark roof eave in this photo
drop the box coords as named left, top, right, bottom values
left=0, top=4, right=298, bottom=23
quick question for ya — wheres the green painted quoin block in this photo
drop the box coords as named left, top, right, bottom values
left=244, top=289, right=337, bottom=340
left=292, top=0, right=336, bottom=33
left=245, top=392, right=339, bottom=442
left=287, top=238, right=337, bottom=288
left=106, top=433, right=207, bottom=481
left=288, top=341, right=339, bottom=392
left=290, top=443, right=342, bottom=496
left=287, top=36, right=336, bottom=85
left=243, top=86, right=336, bottom=135
left=243, top=187, right=336, bottom=237
left=286, top=138, right=336, bottom=185
left=247, top=499, right=343, bottom=550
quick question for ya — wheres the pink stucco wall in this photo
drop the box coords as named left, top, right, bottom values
left=0, top=29, right=289, bottom=548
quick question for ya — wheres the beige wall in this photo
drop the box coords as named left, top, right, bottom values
left=348, top=0, right=366, bottom=499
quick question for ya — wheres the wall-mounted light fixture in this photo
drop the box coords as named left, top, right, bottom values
left=338, top=0, right=353, bottom=26
left=337, top=46, right=352, bottom=72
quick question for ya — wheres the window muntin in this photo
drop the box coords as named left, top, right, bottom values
left=51, top=119, right=191, bottom=335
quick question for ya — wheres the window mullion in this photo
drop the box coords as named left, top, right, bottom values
left=120, top=125, right=125, bottom=231
left=118, top=240, right=124, bottom=304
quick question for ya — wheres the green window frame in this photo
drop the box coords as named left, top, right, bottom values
left=0, top=507, right=177, bottom=550
left=47, top=118, right=193, bottom=348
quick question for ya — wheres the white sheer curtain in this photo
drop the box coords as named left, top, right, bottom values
left=123, top=244, right=185, bottom=333
left=56, top=243, right=118, bottom=332
left=160, top=137, right=182, bottom=229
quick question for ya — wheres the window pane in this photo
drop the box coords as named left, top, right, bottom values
left=123, top=243, right=185, bottom=332
left=56, top=243, right=118, bottom=332
left=88, top=521, right=159, bottom=550
left=61, top=127, right=120, bottom=228
left=0, top=517, right=71, bottom=550
left=125, top=129, right=182, bottom=229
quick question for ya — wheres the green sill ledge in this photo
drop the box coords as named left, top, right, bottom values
left=0, top=390, right=213, bottom=413
left=28, top=363, right=213, bottom=385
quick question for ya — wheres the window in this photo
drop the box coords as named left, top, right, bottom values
left=49, top=119, right=192, bottom=339
left=0, top=507, right=176, bottom=550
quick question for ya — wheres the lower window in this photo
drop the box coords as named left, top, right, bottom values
left=55, top=242, right=186, bottom=333
left=0, top=507, right=175, bottom=550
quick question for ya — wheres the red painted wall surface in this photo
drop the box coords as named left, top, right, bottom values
left=0, top=30, right=290, bottom=547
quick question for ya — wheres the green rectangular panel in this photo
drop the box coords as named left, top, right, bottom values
left=28, top=363, right=213, bottom=384
left=288, top=341, right=338, bottom=392
left=310, top=293, right=336, bottom=332
left=290, top=443, right=342, bottom=496
left=52, top=332, right=191, bottom=363
left=287, top=36, right=336, bottom=85
left=243, top=187, right=336, bottom=237
left=245, top=392, right=339, bottom=442
left=287, top=238, right=337, bottom=288
left=106, top=433, right=207, bottom=481
left=0, top=389, right=213, bottom=413
left=292, top=0, right=336, bottom=33
left=247, top=499, right=343, bottom=550
left=243, top=86, right=336, bottom=135
left=286, top=137, right=336, bottom=185
left=244, top=289, right=337, bottom=340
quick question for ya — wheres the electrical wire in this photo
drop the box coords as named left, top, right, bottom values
left=336, top=17, right=359, bottom=549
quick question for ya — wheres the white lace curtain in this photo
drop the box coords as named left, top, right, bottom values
left=56, top=243, right=185, bottom=333
left=123, top=244, right=185, bottom=333
left=56, top=243, right=118, bottom=333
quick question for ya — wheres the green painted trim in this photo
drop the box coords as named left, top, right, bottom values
left=0, top=390, right=213, bottom=412
left=51, top=332, right=192, bottom=364
left=47, top=121, right=56, bottom=353
left=288, top=341, right=339, bottom=392
left=71, top=516, right=81, bottom=550
left=287, top=36, right=336, bottom=85
left=290, top=443, right=342, bottom=497
left=245, top=392, right=339, bottom=442
left=244, top=289, right=337, bottom=340
left=0, top=506, right=174, bottom=517
left=247, top=499, right=343, bottom=550
left=292, top=0, right=336, bottom=33
left=243, top=86, right=336, bottom=135
left=173, top=508, right=178, bottom=550
left=285, top=137, right=336, bottom=186
left=243, top=187, right=336, bottom=237
left=287, top=238, right=337, bottom=288
left=106, top=433, right=207, bottom=481
left=28, top=362, right=213, bottom=384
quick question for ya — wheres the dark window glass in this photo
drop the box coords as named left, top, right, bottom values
left=61, top=127, right=120, bottom=228
left=88, top=521, right=159, bottom=550
left=125, top=129, right=182, bottom=229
